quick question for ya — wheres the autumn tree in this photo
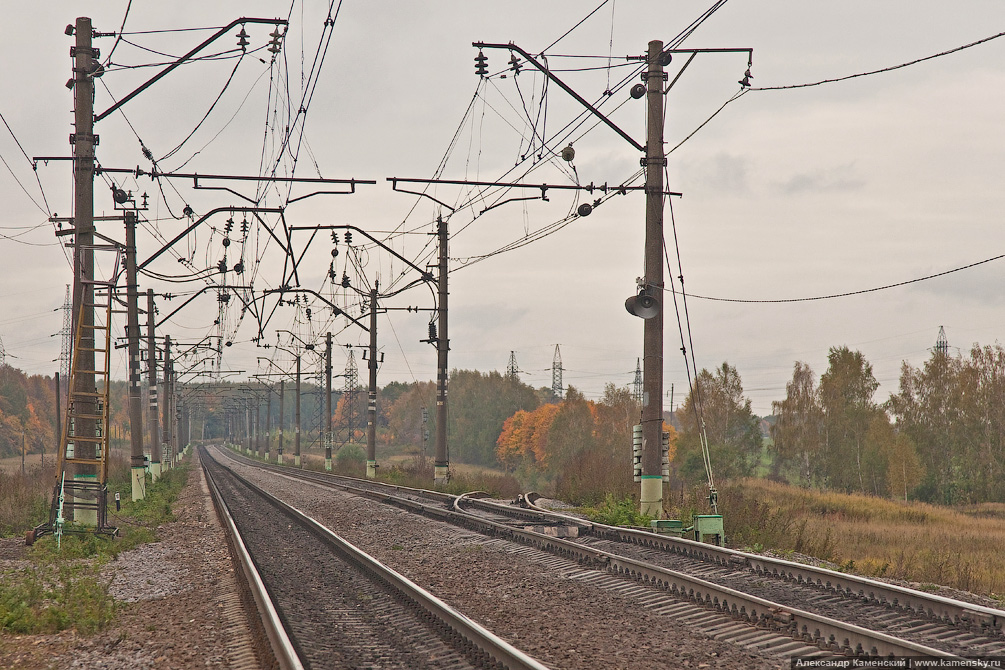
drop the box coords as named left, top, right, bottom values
left=675, top=362, right=761, bottom=483
left=0, top=365, right=58, bottom=458
left=770, top=362, right=824, bottom=485
left=959, top=344, right=1005, bottom=501
left=819, top=346, right=883, bottom=493
left=887, top=347, right=964, bottom=502
left=885, top=428, right=924, bottom=502
left=384, top=381, right=435, bottom=448
left=448, top=369, right=539, bottom=466
left=497, top=409, right=534, bottom=469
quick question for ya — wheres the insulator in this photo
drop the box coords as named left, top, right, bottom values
left=236, top=27, right=249, bottom=50
left=341, top=273, right=350, bottom=288
left=474, top=51, right=488, bottom=76
left=428, top=323, right=437, bottom=340
left=225, top=217, right=234, bottom=233
left=306, top=308, right=312, bottom=320
left=217, top=259, right=227, bottom=273
left=331, top=231, right=338, bottom=244
left=241, top=218, right=248, bottom=234
left=267, top=27, right=283, bottom=54
left=508, top=53, right=521, bottom=73
left=344, top=231, right=352, bottom=244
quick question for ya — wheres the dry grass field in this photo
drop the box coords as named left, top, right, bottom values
left=0, top=447, right=130, bottom=538
left=717, top=478, right=1005, bottom=600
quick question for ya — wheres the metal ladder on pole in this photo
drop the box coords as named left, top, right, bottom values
left=30, top=245, right=121, bottom=543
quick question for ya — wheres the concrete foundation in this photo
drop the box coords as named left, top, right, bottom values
left=131, top=467, right=146, bottom=502
left=640, top=475, right=663, bottom=518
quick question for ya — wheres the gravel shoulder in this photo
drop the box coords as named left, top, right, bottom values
left=0, top=453, right=255, bottom=670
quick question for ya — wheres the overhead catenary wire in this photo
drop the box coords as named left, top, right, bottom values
left=1, top=111, right=52, bottom=216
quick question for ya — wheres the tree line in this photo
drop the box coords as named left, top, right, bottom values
left=693, top=344, right=1005, bottom=504
left=5, top=340, right=1005, bottom=506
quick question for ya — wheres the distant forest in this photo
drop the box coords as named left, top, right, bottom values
left=3, top=340, right=1003, bottom=505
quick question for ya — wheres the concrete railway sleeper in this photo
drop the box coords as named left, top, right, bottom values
left=202, top=447, right=551, bottom=670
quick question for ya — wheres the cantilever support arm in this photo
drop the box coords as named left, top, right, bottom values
left=474, top=41, right=645, bottom=152
left=138, top=206, right=284, bottom=271
left=96, top=18, right=288, bottom=123
left=288, top=224, right=434, bottom=282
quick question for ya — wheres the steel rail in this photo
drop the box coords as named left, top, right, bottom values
left=203, top=453, right=305, bottom=670
left=206, top=447, right=551, bottom=670
left=214, top=445, right=1005, bottom=637
left=517, top=496, right=1005, bottom=635
left=209, top=446, right=958, bottom=659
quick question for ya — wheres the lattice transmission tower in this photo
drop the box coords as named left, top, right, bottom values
left=551, top=345, right=564, bottom=399
left=632, top=358, right=643, bottom=405
left=59, top=284, right=72, bottom=383
left=935, top=326, right=949, bottom=356
left=506, top=351, right=519, bottom=382
left=344, top=348, right=358, bottom=443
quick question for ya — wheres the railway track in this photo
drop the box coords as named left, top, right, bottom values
left=210, top=444, right=1005, bottom=664
left=202, top=448, right=550, bottom=670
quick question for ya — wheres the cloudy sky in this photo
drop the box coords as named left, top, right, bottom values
left=2, top=1, right=1004, bottom=416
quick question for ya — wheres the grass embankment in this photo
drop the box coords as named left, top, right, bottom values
left=0, top=462, right=189, bottom=635
left=714, top=479, right=1005, bottom=600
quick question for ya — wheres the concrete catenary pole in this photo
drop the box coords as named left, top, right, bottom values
left=366, top=283, right=378, bottom=479
left=277, top=378, right=284, bottom=463
left=434, top=216, right=449, bottom=486
left=244, top=398, right=251, bottom=455
left=640, top=40, right=666, bottom=517
left=293, top=353, right=301, bottom=465
left=254, top=399, right=260, bottom=457
left=162, top=335, right=173, bottom=470
left=265, top=384, right=272, bottom=461
left=324, top=332, right=332, bottom=470
left=171, top=357, right=180, bottom=462
left=146, top=290, right=161, bottom=480
left=124, top=211, right=145, bottom=501
left=71, top=16, right=98, bottom=525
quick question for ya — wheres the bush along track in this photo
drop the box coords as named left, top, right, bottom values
left=0, top=464, right=189, bottom=635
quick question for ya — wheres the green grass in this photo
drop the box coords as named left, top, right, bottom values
left=581, top=493, right=653, bottom=527
left=0, top=462, right=189, bottom=635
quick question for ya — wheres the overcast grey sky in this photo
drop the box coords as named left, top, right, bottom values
left=2, top=1, right=1004, bottom=416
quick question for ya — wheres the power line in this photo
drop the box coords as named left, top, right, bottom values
left=670, top=252, right=1005, bottom=303
left=752, top=30, right=1005, bottom=91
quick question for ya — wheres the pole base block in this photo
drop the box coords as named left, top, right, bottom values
left=434, top=464, right=449, bottom=486
left=131, top=467, right=145, bottom=502
left=639, top=476, right=663, bottom=519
